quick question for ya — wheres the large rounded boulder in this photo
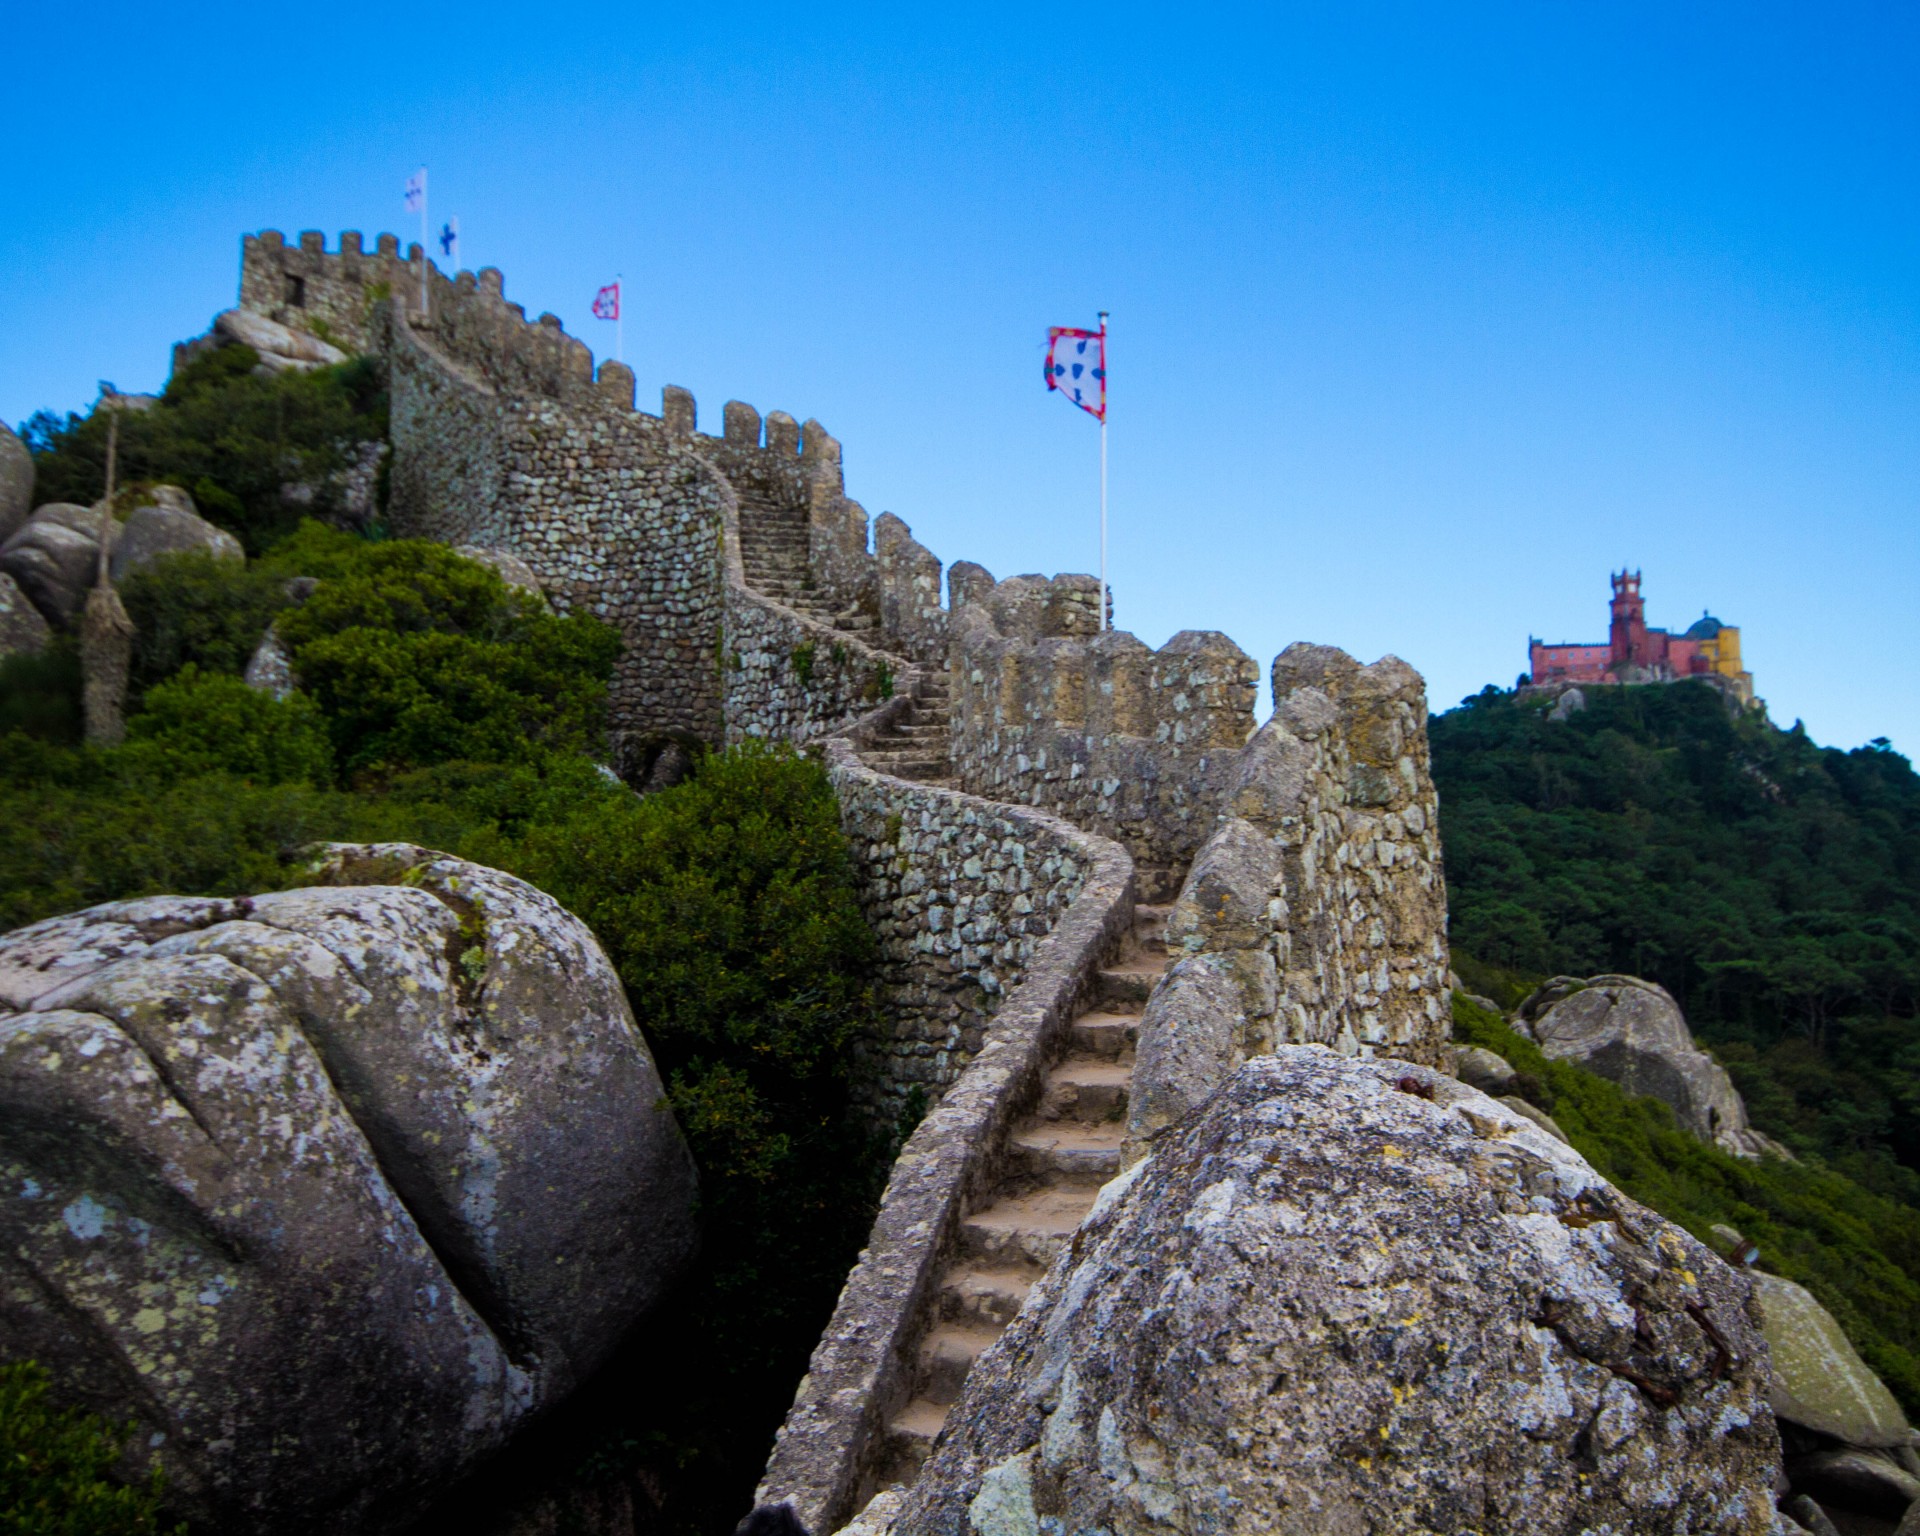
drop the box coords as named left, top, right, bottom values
left=1523, top=976, right=1775, bottom=1158
left=0, top=844, right=698, bottom=1534
left=108, top=485, right=244, bottom=581
left=0, top=502, right=107, bottom=628
left=892, top=1048, right=1781, bottom=1536
left=0, top=570, right=51, bottom=657
left=0, top=421, right=32, bottom=544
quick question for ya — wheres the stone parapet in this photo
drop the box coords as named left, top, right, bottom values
left=949, top=575, right=1258, bottom=895
left=1126, top=643, right=1451, bottom=1157
left=759, top=732, right=1134, bottom=1533
left=722, top=586, right=911, bottom=747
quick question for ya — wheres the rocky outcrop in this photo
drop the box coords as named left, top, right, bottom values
left=0, top=570, right=51, bottom=657
left=0, top=502, right=107, bottom=628
left=0, top=844, right=698, bottom=1535
left=0, top=489, right=242, bottom=633
left=1522, top=976, right=1776, bottom=1158
left=243, top=628, right=297, bottom=699
left=1750, top=1273, right=1910, bottom=1448
left=885, top=1048, right=1781, bottom=1536
left=214, top=307, right=350, bottom=372
left=108, top=486, right=243, bottom=581
left=0, top=421, right=31, bottom=544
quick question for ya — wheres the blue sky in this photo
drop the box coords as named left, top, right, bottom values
left=3, top=3, right=1915, bottom=751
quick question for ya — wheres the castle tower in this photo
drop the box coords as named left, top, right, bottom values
left=1609, top=569, right=1646, bottom=669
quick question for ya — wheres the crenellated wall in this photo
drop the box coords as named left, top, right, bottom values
left=219, top=226, right=1459, bottom=1536
left=1125, top=643, right=1451, bottom=1157
left=949, top=574, right=1259, bottom=898
left=240, top=228, right=423, bottom=353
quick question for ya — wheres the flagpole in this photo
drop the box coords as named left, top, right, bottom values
left=617, top=274, right=624, bottom=364
left=1098, top=310, right=1109, bottom=631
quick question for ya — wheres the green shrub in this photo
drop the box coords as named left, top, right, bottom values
left=274, top=541, right=620, bottom=775
left=1452, top=992, right=1920, bottom=1415
left=124, top=668, right=333, bottom=786
left=0, top=643, right=82, bottom=745
left=20, top=345, right=388, bottom=554
left=119, top=551, right=290, bottom=697
left=0, top=1360, right=181, bottom=1535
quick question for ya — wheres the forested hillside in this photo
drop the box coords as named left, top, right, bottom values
left=1431, top=683, right=1920, bottom=1204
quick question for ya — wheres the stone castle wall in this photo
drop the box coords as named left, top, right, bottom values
left=384, top=296, right=729, bottom=754
left=763, top=722, right=1134, bottom=1528
left=240, top=229, right=424, bottom=354
left=721, top=589, right=908, bottom=748
left=949, top=573, right=1259, bottom=898
left=221, top=228, right=1458, bottom=1536
left=1127, top=643, right=1451, bottom=1155
left=826, top=719, right=1115, bottom=1123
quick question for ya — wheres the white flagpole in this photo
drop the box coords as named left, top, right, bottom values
left=617, top=275, right=624, bottom=364
left=1098, top=310, right=1109, bottom=631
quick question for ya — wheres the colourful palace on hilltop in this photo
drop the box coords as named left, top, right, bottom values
left=1529, top=571, right=1754, bottom=704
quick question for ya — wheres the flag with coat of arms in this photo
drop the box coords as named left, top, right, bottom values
left=592, top=282, right=620, bottom=321
left=1044, top=325, right=1106, bottom=421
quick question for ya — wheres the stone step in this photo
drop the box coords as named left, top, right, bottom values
left=1039, top=1054, right=1131, bottom=1124
left=917, top=1324, right=1000, bottom=1406
left=937, top=1265, right=1034, bottom=1331
left=1008, top=1119, right=1124, bottom=1184
left=1095, top=963, right=1167, bottom=1013
left=879, top=1398, right=946, bottom=1486
left=862, top=760, right=953, bottom=783
left=959, top=1186, right=1098, bottom=1269
left=1069, top=1010, right=1139, bottom=1059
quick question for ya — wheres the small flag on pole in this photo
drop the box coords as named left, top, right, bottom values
left=404, top=169, right=426, bottom=212
left=438, top=217, right=459, bottom=264
left=591, top=282, right=621, bottom=321
left=1044, top=325, right=1106, bottom=421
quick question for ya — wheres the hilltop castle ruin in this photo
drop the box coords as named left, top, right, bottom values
left=231, top=228, right=1452, bottom=1530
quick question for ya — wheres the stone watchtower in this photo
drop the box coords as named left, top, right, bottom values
left=1609, top=568, right=1648, bottom=669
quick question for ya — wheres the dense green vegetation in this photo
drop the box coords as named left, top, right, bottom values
left=1432, top=683, right=1920, bottom=1205
left=1453, top=994, right=1920, bottom=1415
left=19, top=343, right=387, bottom=552
left=0, top=1362, right=180, bottom=1535
left=1, top=507, right=886, bottom=1529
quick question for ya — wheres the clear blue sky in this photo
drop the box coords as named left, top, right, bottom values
left=4, top=3, right=1915, bottom=751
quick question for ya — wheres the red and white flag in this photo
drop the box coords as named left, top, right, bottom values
left=1044, top=325, right=1106, bottom=421
left=592, top=282, right=620, bottom=321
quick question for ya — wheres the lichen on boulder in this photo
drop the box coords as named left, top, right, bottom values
left=0, top=844, right=698, bottom=1535
left=890, top=1047, right=1782, bottom=1536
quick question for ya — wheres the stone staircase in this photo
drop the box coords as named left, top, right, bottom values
left=872, top=899, right=1174, bottom=1490
left=855, top=673, right=953, bottom=786
left=734, top=492, right=877, bottom=637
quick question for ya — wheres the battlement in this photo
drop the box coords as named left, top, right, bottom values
left=950, top=576, right=1258, bottom=894
left=240, top=228, right=426, bottom=353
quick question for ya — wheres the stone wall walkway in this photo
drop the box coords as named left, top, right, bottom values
left=873, top=897, right=1171, bottom=1490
